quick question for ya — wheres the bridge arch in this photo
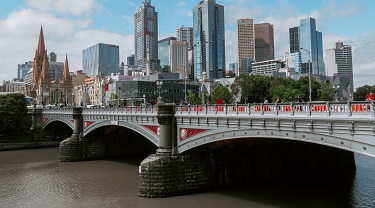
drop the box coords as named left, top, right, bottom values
left=179, top=128, right=371, bottom=157
left=84, top=120, right=159, bottom=146
left=44, top=118, right=74, bottom=130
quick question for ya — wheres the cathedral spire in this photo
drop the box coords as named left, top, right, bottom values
left=61, top=54, right=71, bottom=84
left=37, top=25, right=46, bottom=56
left=40, top=50, right=50, bottom=84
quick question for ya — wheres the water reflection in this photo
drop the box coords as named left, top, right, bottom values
left=0, top=148, right=374, bottom=208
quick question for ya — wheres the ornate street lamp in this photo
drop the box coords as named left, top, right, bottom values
left=300, top=48, right=312, bottom=102
left=157, top=80, right=164, bottom=104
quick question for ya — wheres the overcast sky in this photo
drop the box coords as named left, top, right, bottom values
left=0, top=0, right=374, bottom=89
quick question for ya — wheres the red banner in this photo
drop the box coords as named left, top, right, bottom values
left=105, top=84, right=108, bottom=91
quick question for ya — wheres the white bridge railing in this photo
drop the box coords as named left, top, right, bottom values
left=39, top=101, right=375, bottom=118
left=176, top=101, right=375, bottom=117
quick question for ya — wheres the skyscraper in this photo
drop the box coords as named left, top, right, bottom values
left=289, top=17, right=325, bottom=75
left=237, top=18, right=255, bottom=75
left=176, top=26, right=194, bottom=79
left=169, top=40, right=189, bottom=78
left=326, top=41, right=354, bottom=95
left=193, top=0, right=226, bottom=80
left=82, top=43, right=120, bottom=78
left=254, top=23, right=274, bottom=62
left=177, top=26, right=193, bottom=49
left=158, top=37, right=177, bottom=69
left=134, top=0, right=158, bottom=75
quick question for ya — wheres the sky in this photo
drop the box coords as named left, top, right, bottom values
left=0, top=0, right=374, bottom=89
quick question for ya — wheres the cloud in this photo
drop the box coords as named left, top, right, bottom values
left=178, top=1, right=187, bottom=7
left=177, top=9, right=193, bottom=17
left=312, top=1, right=363, bottom=22
left=27, top=0, right=100, bottom=16
left=0, top=7, right=133, bottom=82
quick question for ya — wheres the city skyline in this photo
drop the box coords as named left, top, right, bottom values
left=0, top=0, right=374, bottom=89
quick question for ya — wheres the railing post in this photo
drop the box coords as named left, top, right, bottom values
left=290, top=103, right=294, bottom=116
left=214, top=104, right=217, bottom=115
left=371, top=101, right=375, bottom=117
left=275, top=103, right=278, bottom=116
left=248, top=103, right=251, bottom=115
left=327, top=101, right=331, bottom=117
left=225, top=104, right=228, bottom=115
left=236, top=103, right=239, bottom=115
left=261, top=103, right=264, bottom=115
left=205, top=104, right=207, bottom=115
left=348, top=101, right=352, bottom=117
left=308, top=102, right=312, bottom=116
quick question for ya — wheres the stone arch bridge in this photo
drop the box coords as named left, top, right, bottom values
left=29, top=101, right=375, bottom=197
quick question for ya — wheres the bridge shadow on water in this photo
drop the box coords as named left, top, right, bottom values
left=210, top=170, right=356, bottom=208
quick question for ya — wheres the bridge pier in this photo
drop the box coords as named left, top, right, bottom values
left=30, top=108, right=48, bottom=141
left=139, top=103, right=214, bottom=197
left=59, top=107, right=105, bottom=162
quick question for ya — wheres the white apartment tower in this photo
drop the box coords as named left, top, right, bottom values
left=326, top=41, right=354, bottom=94
left=134, top=0, right=158, bottom=75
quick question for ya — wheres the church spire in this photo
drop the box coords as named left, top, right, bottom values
left=40, top=50, right=50, bottom=85
left=61, top=54, right=72, bottom=84
left=37, top=25, right=46, bottom=56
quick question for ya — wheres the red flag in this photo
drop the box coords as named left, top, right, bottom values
left=146, top=21, right=149, bottom=36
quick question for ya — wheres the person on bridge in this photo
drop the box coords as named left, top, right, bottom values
left=366, top=92, right=374, bottom=101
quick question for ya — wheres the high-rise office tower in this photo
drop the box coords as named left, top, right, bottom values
left=177, top=26, right=194, bottom=80
left=193, top=0, right=226, bottom=80
left=127, top=54, right=135, bottom=66
left=237, top=18, right=255, bottom=75
left=134, top=0, right=158, bottom=75
left=289, top=17, right=325, bottom=75
left=177, top=26, right=193, bottom=49
left=254, top=23, right=274, bottom=62
left=326, top=41, right=354, bottom=94
left=169, top=40, right=189, bottom=78
left=158, top=37, right=177, bottom=69
left=82, top=43, right=120, bottom=78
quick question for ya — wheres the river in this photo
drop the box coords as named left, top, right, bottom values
left=0, top=148, right=374, bottom=208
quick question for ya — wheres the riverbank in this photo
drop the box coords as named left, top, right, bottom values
left=0, top=132, right=60, bottom=151
left=0, top=141, right=60, bottom=151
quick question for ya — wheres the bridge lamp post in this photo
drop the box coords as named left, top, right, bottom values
left=300, top=48, right=312, bottom=103
left=157, top=80, right=164, bottom=104
left=201, top=72, right=206, bottom=105
left=184, top=76, right=188, bottom=103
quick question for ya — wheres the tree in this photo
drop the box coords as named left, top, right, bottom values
left=318, top=82, right=335, bottom=101
left=231, top=74, right=273, bottom=103
left=186, top=92, right=201, bottom=105
left=210, top=83, right=233, bottom=104
left=0, top=93, right=27, bottom=133
left=353, top=85, right=375, bottom=101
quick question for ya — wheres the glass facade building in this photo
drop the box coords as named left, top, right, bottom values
left=82, top=43, right=120, bottom=78
left=158, top=37, right=176, bottom=68
left=193, top=0, right=226, bottom=81
left=291, top=17, right=325, bottom=75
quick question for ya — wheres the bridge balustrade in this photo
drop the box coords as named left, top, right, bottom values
left=176, top=101, right=375, bottom=117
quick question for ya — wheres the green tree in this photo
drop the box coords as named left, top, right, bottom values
left=231, top=74, right=273, bottom=103
left=0, top=93, right=27, bottom=133
left=353, top=85, right=375, bottom=101
left=210, top=83, right=233, bottom=104
left=318, top=82, right=335, bottom=101
left=186, top=92, right=201, bottom=105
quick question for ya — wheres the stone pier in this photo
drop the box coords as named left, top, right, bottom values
left=59, top=107, right=105, bottom=162
left=139, top=104, right=215, bottom=197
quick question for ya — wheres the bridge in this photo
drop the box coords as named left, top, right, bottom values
left=29, top=101, right=375, bottom=197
